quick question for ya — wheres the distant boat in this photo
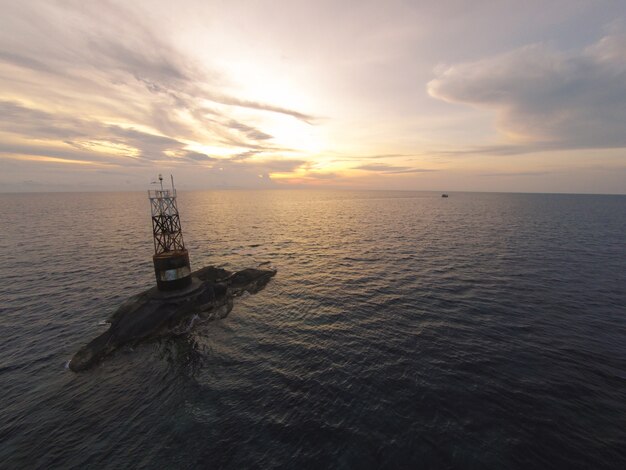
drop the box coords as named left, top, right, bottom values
left=441, top=194, right=449, bottom=198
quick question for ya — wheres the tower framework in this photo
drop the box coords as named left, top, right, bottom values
left=148, top=175, right=192, bottom=291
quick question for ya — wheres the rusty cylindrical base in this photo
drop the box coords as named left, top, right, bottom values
left=153, top=249, right=192, bottom=291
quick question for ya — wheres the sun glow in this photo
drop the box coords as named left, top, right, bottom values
left=212, top=59, right=327, bottom=155
left=218, top=60, right=314, bottom=112
left=264, top=114, right=326, bottom=154
left=181, top=142, right=245, bottom=158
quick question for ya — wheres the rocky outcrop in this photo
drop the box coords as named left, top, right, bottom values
left=69, top=266, right=276, bottom=372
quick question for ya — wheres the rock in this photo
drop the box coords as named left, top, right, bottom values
left=69, top=266, right=276, bottom=372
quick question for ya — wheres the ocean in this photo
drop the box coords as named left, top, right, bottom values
left=0, top=190, right=624, bottom=469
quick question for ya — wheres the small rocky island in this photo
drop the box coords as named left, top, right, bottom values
left=69, top=265, right=276, bottom=371
left=69, top=175, right=276, bottom=372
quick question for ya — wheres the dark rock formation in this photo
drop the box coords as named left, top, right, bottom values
left=69, top=266, right=276, bottom=372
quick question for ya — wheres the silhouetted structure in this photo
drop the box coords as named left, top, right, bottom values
left=148, top=174, right=191, bottom=291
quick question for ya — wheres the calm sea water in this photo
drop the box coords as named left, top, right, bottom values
left=0, top=190, right=625, bottom=469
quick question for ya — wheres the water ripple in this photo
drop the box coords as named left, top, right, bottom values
left=0, top=190, right=625, bottom=469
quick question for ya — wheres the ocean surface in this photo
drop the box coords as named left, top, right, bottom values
left=0, top=190, right=625, bottom=469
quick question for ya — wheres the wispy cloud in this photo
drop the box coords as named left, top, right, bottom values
left=0, top=0, right=317, bottom=186
left=480, top=171, right=553, bottom=177
left=355, top=163, right=437, bottom=174
left=226, top=120, right=273, bottom=141
left=183, top=151, right=217, bottom=163
left=2, top=1, right=624, bottom=193
left=0, top=100, right=205, bottom=164
left=215, top=96, right=318, bottom=124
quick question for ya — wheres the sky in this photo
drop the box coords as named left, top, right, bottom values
left=0, top=0, right=625, bottom=193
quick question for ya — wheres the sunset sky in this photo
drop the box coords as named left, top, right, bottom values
left=1, top=0, right=625, bottom=193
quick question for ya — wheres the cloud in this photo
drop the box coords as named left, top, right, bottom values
left=355, top=163, right=436, bottom=174
left=305, top=172, right=339, bottom=180
left=0, top=142, right=116, bottom=165
left=0, top=100, right=92, bottom=140
left=0, top=100, right=226, bottom=165
left=229, top=150, right=261, bottom=161
left=189, top=157, right=308, bottom=189
left=0, top=1, right=317, bottom=186
left=250, top=158, right=308, bottom=173
left=183, top=151, right=216, bottom=162
left=480, top=171, right=553, bottom=177
left=427, top=32, right=626, bottom=151
left=215, top=96, right=318, bottom=124
left=336, top=153, right=417, bottom=161
left=226, top=120, right=273, bottom=141
left=0, top=50, right=52, bottom=73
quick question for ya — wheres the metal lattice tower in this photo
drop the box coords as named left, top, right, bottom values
left=149, top=176, right=185, bottom=254
left=148, top=174, right=192, bottom=291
